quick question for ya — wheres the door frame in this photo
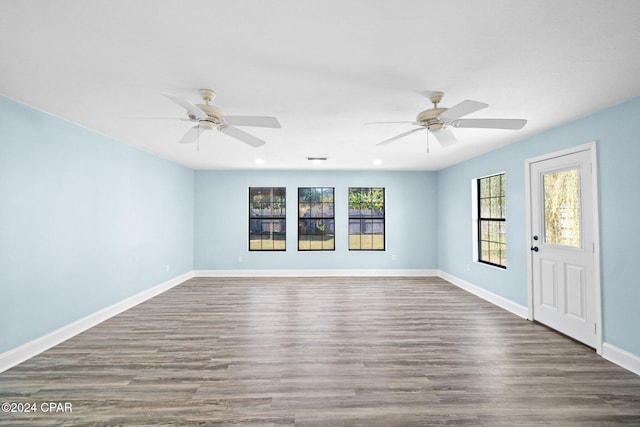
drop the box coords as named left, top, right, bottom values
left=524, top=141, right=603, bottom=354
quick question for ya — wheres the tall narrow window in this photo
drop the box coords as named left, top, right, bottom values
left=249, top=187, right=286, bottom=251
left=349, top=187, right=385, bottom=250
left=478, top=173, right=506, bottom=268
left=298, top=187, right=335, bottom=251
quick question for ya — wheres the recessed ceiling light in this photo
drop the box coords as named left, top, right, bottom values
left=255, top=158, right=265, bottom=164
left=373, top=159, right=382, bottom=165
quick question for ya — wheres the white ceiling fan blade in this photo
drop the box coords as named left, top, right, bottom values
left=367, top=121, right=418, bottom=125
left=223, top=115, right=281, bottom=128
left=440, top=100, right=489, bottom=121
left=432, top=128, right=458, bottom=147
left=452, top=118, right=527, bottom=130
left=162, top=93, right=208, bottom=120
left=124, top=116, right=192, bottom=122
left=376, top=128, right=424, bottom=146
left=219, top=126, right=266, bottom=147
left=178, top=125, right=201, bottom=144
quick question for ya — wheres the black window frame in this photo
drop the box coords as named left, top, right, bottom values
left=297, top=187, right=335, bottom=251
left=249, top=187, right=286, bottom=251
left=348, top=187, right=385, bottom=251
left=477, top=173, right=507, bottom=268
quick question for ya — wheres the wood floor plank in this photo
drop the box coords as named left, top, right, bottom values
left=1, top=276, right=639, bottom=426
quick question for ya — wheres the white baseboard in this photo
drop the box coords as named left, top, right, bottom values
left=438, top=271, right=640, bottom=377
left=0, top=271, right=193, bottom=374
left=1, top=269, right=432, bottom=372
left=4, top=269, right=638, bottom=378
left=438, top=270, right=529, bottom=319
left=602, top=343, right=640, bottom=376
left=193, top=269, right=439, bottom=277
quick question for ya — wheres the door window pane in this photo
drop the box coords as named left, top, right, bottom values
left=543, top=167, right=581, bottom=248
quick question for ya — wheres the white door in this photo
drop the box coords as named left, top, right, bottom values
left=529, top=146, right=600, bottom=349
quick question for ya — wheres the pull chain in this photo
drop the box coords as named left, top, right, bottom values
left=426, top=130, right=430, bottom=154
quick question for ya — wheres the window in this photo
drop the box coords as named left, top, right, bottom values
left=477, top=173, right=506, bottom=268
left=249, top=187, right=286, bottom=251
left=349, top=187, right=385, bottom=250
left=543, top=167, right=581, bottom=248
left=298, top=187, right=335, bottom=250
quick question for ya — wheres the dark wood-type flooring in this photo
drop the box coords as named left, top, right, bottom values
left=1, top=276, right=639, bottom=426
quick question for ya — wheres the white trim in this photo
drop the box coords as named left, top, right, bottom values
left=525, top=151, right=534, bottom=321
left=0, top=271, right=193, bottom=374
left=525, top=141, right=596, bottom=164
left=589, top=143, right=603, bottom=355
left=471, top=179, right=479, bottom=263
left=438, top=270, right=529, bottom=319
left=440, top=268, right=639, bottom=377
left=603, top=343, right=640, bottom=376
left=4, top=268, right=637, bottom=377
left=194, top=269, right=439, bottom=277
left=524, top=141, right=603, bottom=354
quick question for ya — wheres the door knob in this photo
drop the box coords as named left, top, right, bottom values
left=533, top=235, right=539, bottom=241
left=530, top=246, right=539, bottom=252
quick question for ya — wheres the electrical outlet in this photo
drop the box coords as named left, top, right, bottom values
left=466, top=264, right=470, bottom=272
left=391, top=254, right=397, bottom=261
left=166, top=264, right=170, bottom=272
left=238, top=255, right=243, bottom=263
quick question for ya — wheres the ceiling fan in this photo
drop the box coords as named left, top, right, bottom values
left=370, top=92, right=527, bottom=147
left=163, top=89, right=281, bottom=147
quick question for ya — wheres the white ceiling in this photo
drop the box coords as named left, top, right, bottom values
left=1, top=1, right=639, bottom=171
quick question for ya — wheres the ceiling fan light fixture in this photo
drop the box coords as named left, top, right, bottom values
left=199, top=120, right=215, bottom=130
left=163, top=89, right=280, bottom=148
left=372, top=92, right=527, bottom=147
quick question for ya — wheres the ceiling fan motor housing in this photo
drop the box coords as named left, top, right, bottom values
left=417, top=107, right=447, bottom=130
left=162, top=89, right=278, bottom=147
left=189, top=104, right=224, bottom=124
left=374, top=91, right=526, bottom=147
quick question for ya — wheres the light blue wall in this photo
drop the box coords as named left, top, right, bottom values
left=194, top=170, right=437, bottom=271
left=3, top=91, right=638, bottom=362
left=0, top=96, right=194, bottom=353
left=437, top=96, right=640, bottom=356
